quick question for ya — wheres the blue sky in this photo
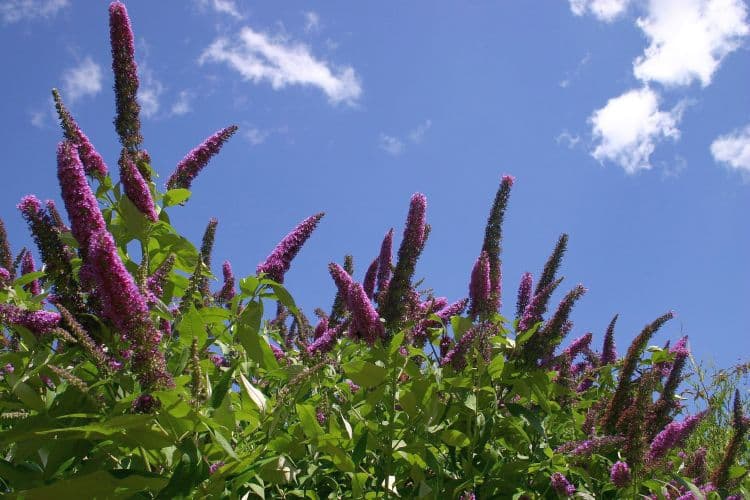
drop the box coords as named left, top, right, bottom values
left=1, top=0, right=748, bottom=368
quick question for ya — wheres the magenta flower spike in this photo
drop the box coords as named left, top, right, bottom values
left=647, top=412, right=707, bottom=464
left=329, top=262, right=354, bottom=298
left=468, top=251, right=491, bottom=319
left=0, top=303, right=60, bottom=335
left=376, top=228, right=394, bottom=293
left=0, top=267, right=9, bottom=285
left=257, top=212, right=324, bottom=283
left=440, top=327, right=477, bottom=371
left=57, top=141, right=107, bottom=254
left=600, top=314, right=619, bottom=365
left=435, top=298, right=468, bottom=323
left=109, top=1, right=142, bottom=151
left=166, top=125, right=239, bottom=191
left=20, top=250, right=41, bottom=296
left=347, top=281, right=385, bottom=345
left=550, top=472, right=576, bottom=497
left=516, top=272, right=533, bottom=320
left=119, top=150, right=158, bottom=222
left=308, top=324, right=340, bottom=354
left=564, top=332, right=592, bottom=359
left=216, top=260, right=236, bottom=303
left=517, top=278, right=562, bottom=332
left=363, top=257, right=378, bottom=299
left=52, top=89, right=108, bottom=178
left=87, top=230, right=172, bottom=389
left=610, top=461, right=631, bottom=488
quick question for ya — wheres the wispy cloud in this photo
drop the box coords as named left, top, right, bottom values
left=198, top=0, right=242, bottom=19
left=0, top=0, right=68, bottom=23
left=246, top=127, right=271, bottom=146
left=304, top=11, right=320, bottom=33
left=711, top=125, right=750, bottom=174
left=379, top=134, right=404, bottom=156
left=589, top=87, right=683, bottom=174
left=559, top=52, right=591, bottom=88
left=171, top=90, right=193, bottom=116
left=633, top=0, right=749, bottom=87
left=556, top=130, right=581, bottom=149
left=61, top=57, right=102, bottom=103
left=199, top=26, right=362, bottom=106
left=409, top=120, right=432, bottom=143
left=569, top=0, right=631, bottom=22
left=137, top=64, right=164, bottom=118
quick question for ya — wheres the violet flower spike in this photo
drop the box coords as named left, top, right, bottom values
left=550, top=472, right=576, bottom=497
left=347, top=281, right=385, bottom=345
left=52, top=88, right=108, bottom=178
left=56, top=141, right=107, bottom=254
left=647, top=412, right=707, bottom=463
left=610, top=461, right=631, bottom=488
left=468, top=251, right=491, bottom=319
left=363, top=257, right=378, bottom=299
left=257, top=212, right=324, bottom=283
left=166, top=125, right=239, bottom=190
left=119, top=150, right=158, bottom=222
left=516, top=271, right=533, bottom=320
left=0, top=303, right=60, bottom=335
left=216, top=260, right=236, bottom=303
left=376, top=228, right=393, bottom=293
left=600, top=314, right=619, bottom=365
left=564, top=332, right=592, bottom=359
left=20, top=249, right=41, bottom=296
left=109, top=1, right=143, bottom=151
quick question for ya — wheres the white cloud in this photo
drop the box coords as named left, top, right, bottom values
left=0, top=0, right=68, bottom=23
left=137, top=65, right=164, bottom=118
left=556, top=130, right=581, bottom=149
left=409, top=120, right=432, bottom=143
left=711, top=125, right=750, bottom=173
left=379, top=134, right=404, bottom=156
left=569, top=0, right=631, bottom=22
left=246, top=127, right=270, bottom=145
left=199, top=0, right=242, bottom=19
left=633, top=0, right=749, bottom=87
left=61, top=57, right=102, bottom=103
left=559, top=52, right=591, bottom=88
left=589, top=87, right=683, bottom=173
left=199, top=26, right=362, bottom=105
left=171, top=90, right=192, bottom=116
left=30, top=109, right=47, bottom=128
left=304, top=11, right=320, bottom=33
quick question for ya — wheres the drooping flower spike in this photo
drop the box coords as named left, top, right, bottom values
left=119, top=149, right=158, bottom=222
left=257, top=212, right=324, bottom=284
left=166, top=125, right=239, bottom=191
left=52, top=88, right=108, bottom=178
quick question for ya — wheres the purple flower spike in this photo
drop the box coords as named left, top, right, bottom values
left=20, top=250, right=41, bottom=296
left=435, top=298, right=468, bottom=323
left=363, top=257, right=378, bottom=299
left=0, top=303, right=60, bottom=335
left=671, top=335, right=689, bottom=358
left=257, top=212, right=324, bottom=283
left=166, top=125, right=239, bottom=190
left=216, top=260, right=236, bottom=303
left=600, top=314, right=619, bottom=365
left=313, top=316, right=329, bottom=340
left=52, top=89, right=108, bottom=178
left=271, top=344, right=286, bottom=362
left=610, top=461, right=631, bottom=488
left=376, top=228, right=394, bottom=293
left=516, top=272, right=533, bottom=320
left=440, top=327, right=477, bottom=371
left=328, top=262, right=354, bottom=299
left=57, top=141, right=107, bottom=254
left=469, top=251, right=491, bottom=319
left=564, top=332, right=592, bottom=359
left=209, top=461, right=225, bottom=475
left=550, top=472, right=576, bottom=497
left=119, top=150, right=158, bottom=222
left=518, top=278, right=562, bottom=332
left=0, top=267, right=9, bottom=284
left=308, top=324, right=339, bottom=355
left=131, top=393, right=160, bottom=414
left=647, top=412, right=707, bottom=463
left=404, top=194, right=427, bottom=253
left=348, top=282, right=385, bottom=345
left=109, top=1, right=142, bottom=151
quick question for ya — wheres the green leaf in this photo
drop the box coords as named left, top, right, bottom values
left=175, top=306, right=207, bottom=347
left=163, top=188, right=192, bottom=207
left=236, top=301, right=280, bottom=370
left=343, top=361, right=387, bottom=389
left=13, top=470, right=167, bottom=499
left=267, top=282, right=299, bottom=316
left=440, top=429, right=470, bottom=448
left=13, top=271, right=46, bottom=287
left=210, top=363, right=237, bottom=409
left=487, top=354, right=505, bottom=380
left=12, top=382, right=45, bottom=412
left=296, top=404, right=324, bottom=441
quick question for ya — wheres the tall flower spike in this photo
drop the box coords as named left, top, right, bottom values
left=534, top=233, right=568, bottom=298
left=517, top=277, right=563, bottom=332
left=0, top=218, right=14, bottom=277
left=257, top=212, right=324, bottom=284
left=564, top=332, right=592, bottom=359
left=198, top=217, right=219, bottom=297
left=648, top=336, right=690, bottom=437
left=376, top=228, right=394, bottom=295
left=515, top=272, right=533, bottom=320
left=711, top=390, right=749, bottom=489
left=600, top=314, right=619, bottom=365
left=435, top=298, right=468, bottom=323
left=535, top=284, right=587, bottom=360
left=146, top=254, right=175, bottom=303
left=440, top=326, right=478, bottom=371
left=45, top=200, right=68, bottom=232
left=610, top=461, right=631, bottom=488
left=57, top=141, right=107, bottom=254
left=646, top=412, right=707, bottom=464
left=347, top=282, right=384, bottom=345
left=87, top=230, right=172, bottom=389
left=481, top=174, right=513, bottom=313
left=468, top=251, right=492, bottom=319
left=0, top=303, right=60, bottom=335
left=381, top=193, right=427, bottom=328
left=328, top=261, right=354, bottom=310
left=363, top=257, right=378, bottom=299
left=109, top=1, right=142, bottom=151
left=166, top=125, right=239, bottom=190
left=602, top=311, right=674, bottom=433
left=51, top=89, right=108, bottom=178
left=20, top=249, right=41, bottom=296
left=119, top=149, right=158, bottom=222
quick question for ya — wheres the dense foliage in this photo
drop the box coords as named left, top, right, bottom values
left=0, top=3, right=747, bottom=498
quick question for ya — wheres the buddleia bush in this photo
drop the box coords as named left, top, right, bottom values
left=0, top=3, right=747, bottom=498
